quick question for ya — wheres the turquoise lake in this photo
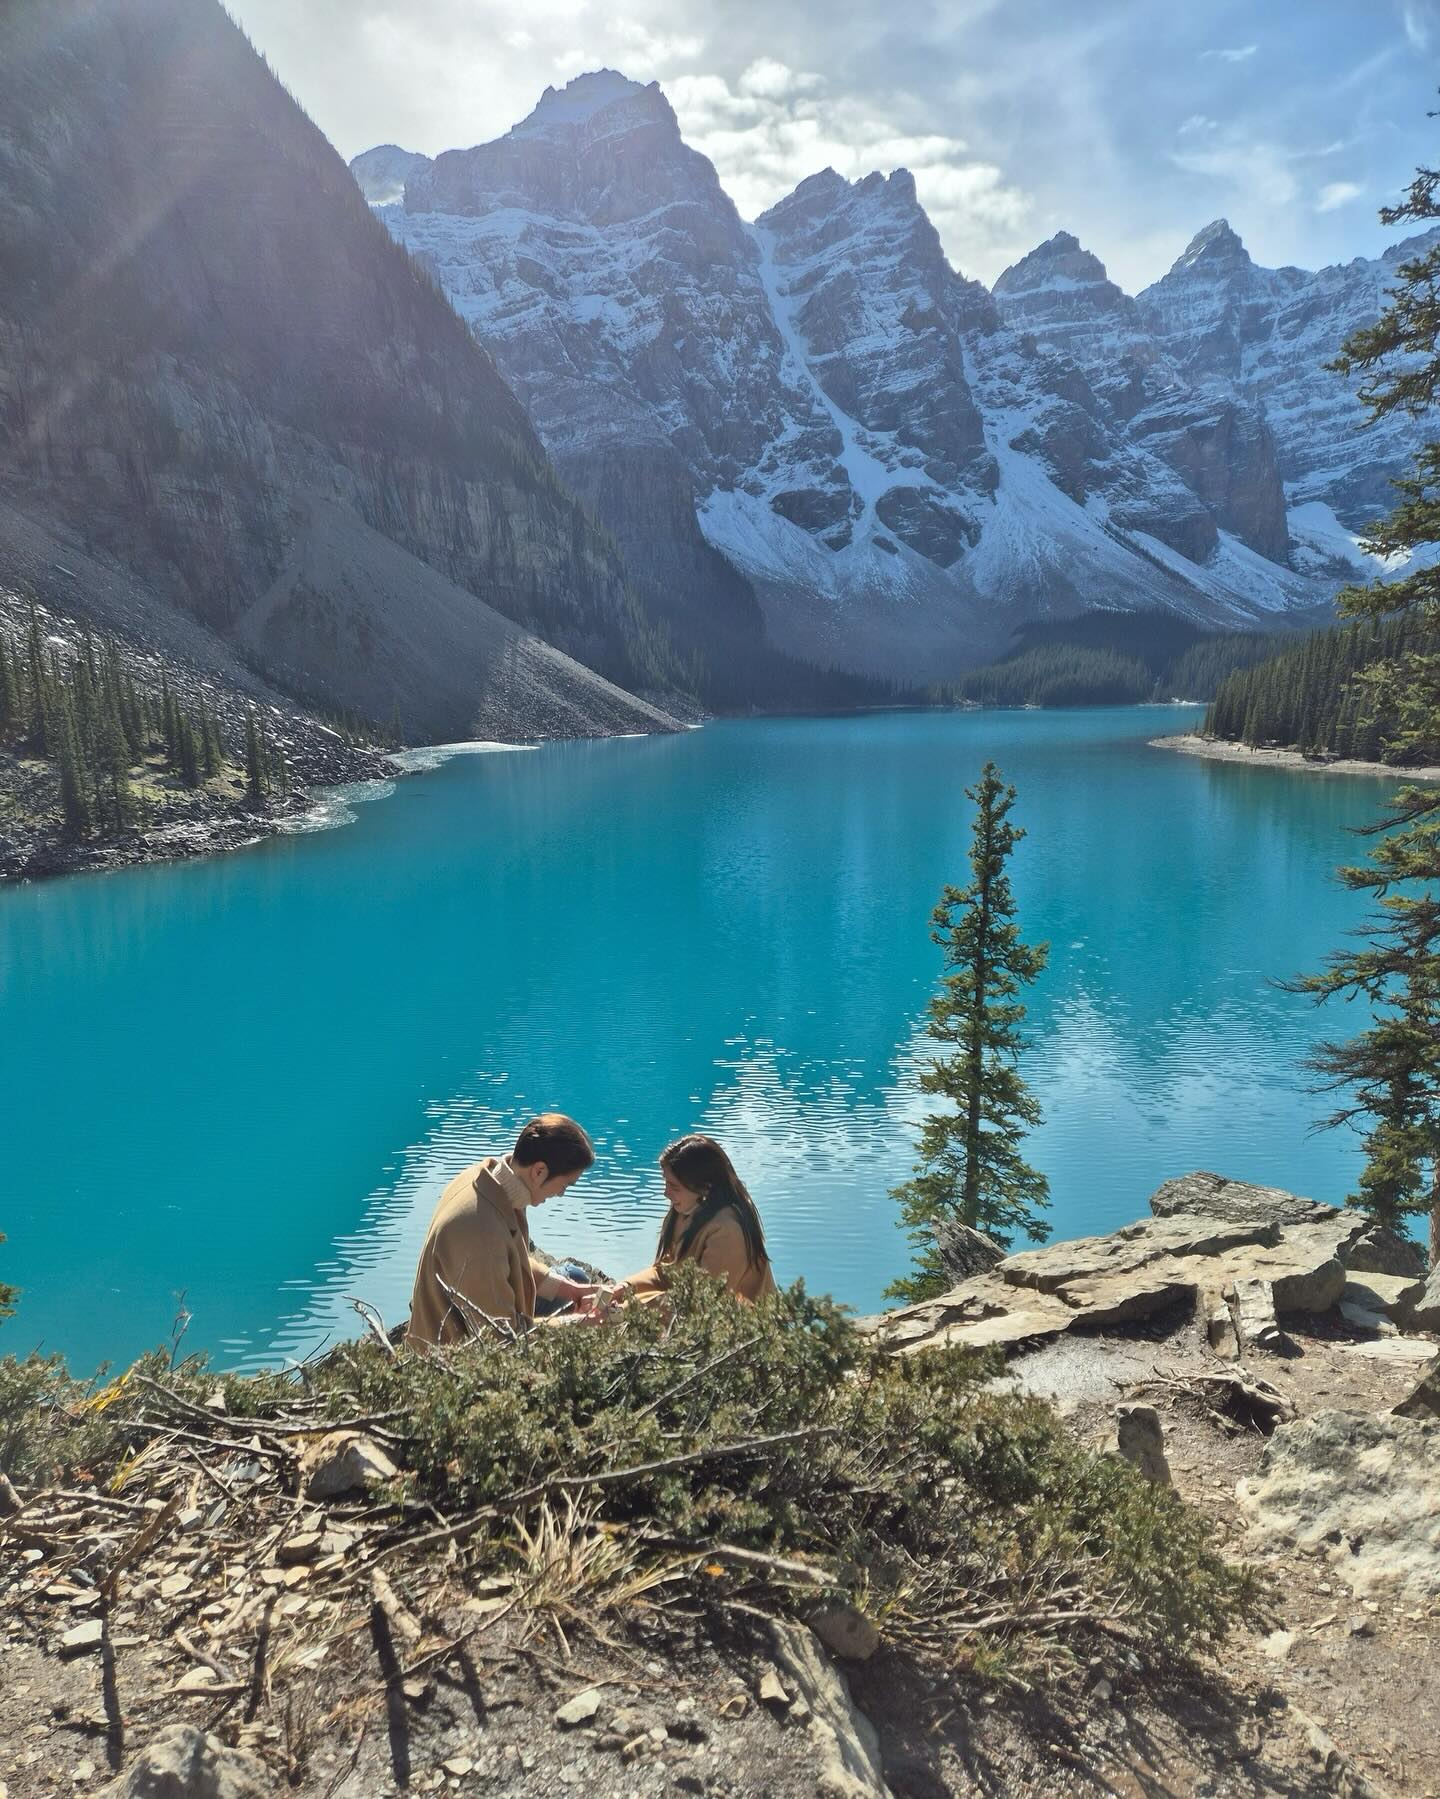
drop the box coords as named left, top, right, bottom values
left=0, top=706, right=1405, bottom=1373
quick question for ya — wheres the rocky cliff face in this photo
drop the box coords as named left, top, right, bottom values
left=355, top=75, right=1394, bottom=678
left=991, top=231, right=1291, bottom=564
left=0, top=4, right=679, bottom=742
left=1139, top=220, right=1440, bottom=563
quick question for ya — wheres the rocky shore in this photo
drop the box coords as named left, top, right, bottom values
left=1152, top=732, right=1440, bottom=783
left=2, top=1172, right=1436, bottom=1797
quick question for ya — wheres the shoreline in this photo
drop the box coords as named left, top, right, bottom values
left=1152, top=732, right=1440, bottom=783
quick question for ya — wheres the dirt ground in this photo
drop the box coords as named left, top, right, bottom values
left=3, top=1309, right=1436, bottom=1799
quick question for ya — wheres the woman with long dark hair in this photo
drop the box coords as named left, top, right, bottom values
left=614, top=1134, right=776, bottom=1303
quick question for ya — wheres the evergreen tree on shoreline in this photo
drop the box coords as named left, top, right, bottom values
left=888, top=762, right=1051, bottom=1303
left=1288, top=140, right=1440, bottom=1259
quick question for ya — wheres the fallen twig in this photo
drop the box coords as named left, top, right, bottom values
left=245, top=1592, right=277, bottom=1723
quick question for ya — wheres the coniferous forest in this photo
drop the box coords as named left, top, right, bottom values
left=1203, top=617, right=1417, bottom=761
left=943, top=614, right=1300, bottom=709
left=0, top=610, right=287, bottom=841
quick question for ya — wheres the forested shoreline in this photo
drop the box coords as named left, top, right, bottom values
left=939, top=614, right=1305, bottom=709
left=1203, top=617, right=1417, bottom=761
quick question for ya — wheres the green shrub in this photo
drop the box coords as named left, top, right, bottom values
left=0, top=1270, right=1264, bottom=1668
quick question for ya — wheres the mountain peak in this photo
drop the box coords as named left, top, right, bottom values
left=509, top=70, right=664, bottom=139
left=1171, top=218, right=1252, bottom=274
left=349, top=144, right=433, bottom=205
left=993, top=230, right=1112, bottom=296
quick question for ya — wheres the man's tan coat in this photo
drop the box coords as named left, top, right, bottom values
left=625, top=1204, right=777, bottom=1303
left=407, top=1157, right=546, bottom=1346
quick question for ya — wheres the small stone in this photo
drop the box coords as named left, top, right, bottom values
left=301, top=1431, right=399, bottom=1500
left=59, top=1619, right=103, bottom=1657
left=1348, top=1615, right=1375, bottom=1637
left=757, top=1668, right=790, bottom=1707
left=808, top=1601, right=880, bottom=1661
left=647, top=1726, right=668, bottom=1745
left=1115, top=1404, right=1172, bottom=1485
left=175, top=1668, right=219, bottom=1693
left=258, top=1568, right=288, bottom=1588
left=1091, top=1677, right=1114, bottom=1701
left=555, top=1689, right=602, bottom=1728
left=718, top=1694, right=748, bottom=1719
left=73, top=1759, right=96, bottom=1782
left=1260, top=1630, right=1294, bottom=1660
left=277, top=1532, right=323, bottom=1565
left=441, top=1757, right=473, bottom=1777
left=158, top=1573, right=192, bottom=1600
left=620, top=1734, right=649, bottom=1762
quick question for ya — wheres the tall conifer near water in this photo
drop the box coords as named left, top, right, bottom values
left=1286, top=144, right=1440, bottom=1260
left=888, top=763, right=1050, bottom=1303
left=0, top=633, right=17, bottom=732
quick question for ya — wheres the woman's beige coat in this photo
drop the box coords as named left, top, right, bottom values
left=624, top=1204, right=777, bottom=1303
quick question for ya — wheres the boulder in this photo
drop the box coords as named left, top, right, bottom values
left=931, top=1220, right=1005, bottom=1285
left=1114, top=1404, right=1171, bottom=1484
left=301, top=1431, right=398, bottom=1500
left=1342, top=1273, right=1428, bottom=1324
left=769, top=1621, right=892, bottom=1798
left=1346, top=1222, right=1428, bottom=1279
left=96, top=1726, right=270, bottom=1799
left=1229, top=1279, right=1298, bottom=1356
left=1148, top=1170, right=1335, bottom=1227
left=1409, top=1269, right=1440, bottom=1332
left=1238, top=1410, right=1440, bottom=1598
left=1392, top=1355, right=1440, bottom=1421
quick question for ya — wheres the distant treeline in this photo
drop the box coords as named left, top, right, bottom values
left=937, top=613, right=1303, bottom=709
left=0, top=612, right=285, bottom=837
left=1203, top=617, right=1414, bottom=761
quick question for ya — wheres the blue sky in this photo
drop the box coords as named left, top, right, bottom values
left=230, top=0, right=1440, bottom=291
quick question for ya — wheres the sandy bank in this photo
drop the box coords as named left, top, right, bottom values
left=1151, top=733, right=1440, bottom=783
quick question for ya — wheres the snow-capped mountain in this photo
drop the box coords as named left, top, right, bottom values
left=352, top=72, right=1420, bottom=677
left=1138, top=220, right=1440, bottom=570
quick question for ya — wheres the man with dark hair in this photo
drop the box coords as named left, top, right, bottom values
left=407, top=1114, right=597, bottom=1346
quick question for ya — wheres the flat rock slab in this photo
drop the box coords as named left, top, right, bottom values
left=1148, top=1170, right=1338, bottom=1226
left=769, top=1620, right=891, bottom=1798
left=880, top=1180, right=1364, bottom=1356
left=1238, top=1409, right=1440, bottom=1598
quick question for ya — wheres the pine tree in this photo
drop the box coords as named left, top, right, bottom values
left=1288, top=143, right=1440, bottom=1260
left=0, top=633, right=17, bottom=732
left=200, top=707, right=220, bottom=780
left=243, top=708, right=266, bottom=805
left=25, top=609, right=52, bottom=754
left=96, top=678, right=134, bottom=831
left=888, top=763, right=1051, bottom=1302
left=55, top=686, right=93, bottom=837
left=178, top=710, right=201, bottom=788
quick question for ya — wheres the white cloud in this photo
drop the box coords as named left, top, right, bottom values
left=1203, top=43, right=1258, bottom=62
left=1401, top=1, right=1436, bottom=49
left=556, top=18, right=705, bottom=77
left=1170, top=135, right=1299, bottom=209
left=665, top=67, right=1030, bottom=278
left=1177, top=114, right=1218, bottom=136
left=1316, top=180, right=1363, bottom=212
left=737, top=57, right=822, bottom=99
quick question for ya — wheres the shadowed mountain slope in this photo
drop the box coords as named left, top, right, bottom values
left=0, top=0, right=681, bottom=741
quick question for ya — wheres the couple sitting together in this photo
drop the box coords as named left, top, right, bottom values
left=407, top=1113, right=775, bottom=1347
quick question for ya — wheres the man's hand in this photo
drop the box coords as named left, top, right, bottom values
left=537, top=1269, right=597, bottom=1306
